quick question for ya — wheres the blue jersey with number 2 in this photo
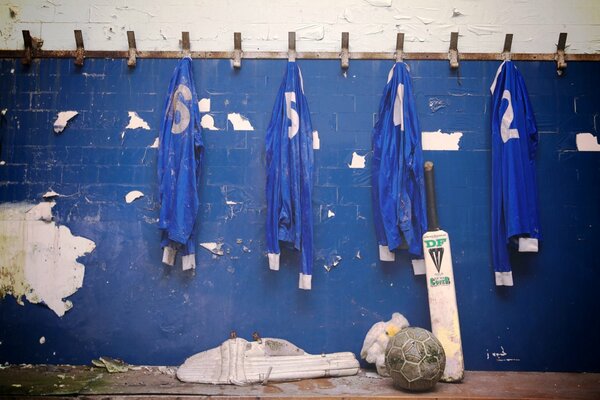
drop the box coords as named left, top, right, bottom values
left=490, top=61, right=541, bottom=286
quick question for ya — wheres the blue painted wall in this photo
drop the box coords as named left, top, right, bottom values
left=0, top=58, right=598, bottom=372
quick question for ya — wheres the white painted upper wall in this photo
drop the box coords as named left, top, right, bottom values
left=0, top=0, right=599, bottom=53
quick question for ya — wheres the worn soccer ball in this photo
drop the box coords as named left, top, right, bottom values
left=385, top=327, right=446, bottom=391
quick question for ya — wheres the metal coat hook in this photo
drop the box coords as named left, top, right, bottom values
left=181, top=31, right=191, bottom=58
left=502, top=33, right=513, bottom=61
left=233, top=32, right=242, bottom=68
left=395, top=32, right=404, bottom=63
left=341, top=32, right=349, bottom=69
left=127, top=31, right=137, bottom=68
left=288, top=32, right=296, bottom=62
left=74, top=30, right=85, bottom=67
left=448, top=32, right=459, bottom=69
left=556, top=32, right=567, bottom=75
left=22, top=30, right=33, bottom=65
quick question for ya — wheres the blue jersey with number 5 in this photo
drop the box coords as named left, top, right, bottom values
left=265, top=62, right=314, bottom=290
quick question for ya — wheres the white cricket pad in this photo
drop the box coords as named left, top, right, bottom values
left=299, top=273, right=312, bottom=290
left=162, top=246, right=176, bottom=266
left=518, top=238, right=538, bottom=252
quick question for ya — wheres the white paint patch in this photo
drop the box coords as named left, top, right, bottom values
left=327, top=209, right=335, bottom=218
left=125, top=190, right=144, bottom=204
left=39, top=336, right=46, bottom=345
left=200, top=242, right=224, bottom=256
left=53, top=111, right=78, bottom=133
left=225, top=200, right=239, bottom=205
left=416, top=16, right=434, bottom=24
left=198, top=98, right=211, bottom=113
left=10, top=69, right=14, bottom=74
left=125, top=111, right=150, bottom=130
left=467, top=25, right=500, bottom=36
left=348, top=152, right=367, bottom=168
left=296, top=25, right=325, bottom=41
left=42, top=190, right=60, bottom=199
left=312, top=131, right=320, bottom=150
left=150, top=137, right=159, bottom=148
left=1, top=109, right=7, bottom=116
left=422, top=130, right=463, bottom=151
left=0, top=161, right=6, bottom=166
left=227, top=113, right=254, bottom=131
left=364, top=0, right=392, bottom=6
left=201, top=114, right=219, bottom=131
left=0, top=202, right=96, bottom=317
left=576, top=133, right=600, bottom=151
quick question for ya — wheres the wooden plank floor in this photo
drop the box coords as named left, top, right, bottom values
left=0, top=365, right=598, bottom=399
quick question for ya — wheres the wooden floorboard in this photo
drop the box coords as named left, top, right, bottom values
left=0, top=365, right=598, bottom=399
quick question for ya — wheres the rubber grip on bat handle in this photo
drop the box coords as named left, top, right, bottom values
left=424, top=161, right=440, bottom=231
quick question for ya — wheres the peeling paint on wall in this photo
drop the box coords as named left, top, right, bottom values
left=53, top=111, right=78, bottom=133
left=149, top=137, right=160, bottom=148
left=348, top=151, right=367, bottom=168
left=428, top=98, right=448, bottom=112
left=198, top=98, right=211, bottom=113
left=125, top=111, right=150, bottom=130
left=227, top=113, right=254, bottom=131
left=42, top=190, right=60, bottom=199
left=422, top=130, right=463, bottom=150
left=575, top=132, right=600, bottom=151
left=201, top=114, right=220, bottom=130
left=125, top=190, right=144, bottom=204
left=0, top=202, right=96, bottom=317
left=327, top=209, right=336, bottom=218
left=200, top=242, right=224, bottom=256
left=313, top=131, right=320, bottom=150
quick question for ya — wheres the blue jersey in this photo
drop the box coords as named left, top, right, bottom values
left=490, top=61, right=541, bottom=286
left=158, top=57, right=204, bottom=269
left=372, top=62, right=427, bottom=261
left=266, top=62, right=314, bottom=290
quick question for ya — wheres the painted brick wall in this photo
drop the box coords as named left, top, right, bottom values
left=1, top=0, right=600, bottom=53
left=0, top=57, right=599, bottom=372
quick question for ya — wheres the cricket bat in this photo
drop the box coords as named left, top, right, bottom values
left=422, top=161, right=464, bottom=382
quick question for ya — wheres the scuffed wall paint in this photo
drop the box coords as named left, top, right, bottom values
left=125, top=112, right=151, bottom=130
left=0, top=202, right=96, bottom=317
left=53, top=111, right=78, bottom=133
left=422, top=130, right=463, bottom=150
left=575, top=132, right=600, bottom=151
left=348, top=151, right=367, bottom=168
left=0, top=1, right=598, bottom=53
left=125, top=190, right=144, bottom=203
left=201, top=114, right=219, bottom=130
left=227, top=113, right=254, bottom=131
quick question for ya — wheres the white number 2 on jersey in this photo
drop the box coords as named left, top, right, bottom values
left=500, top=89, right=520, bottom=143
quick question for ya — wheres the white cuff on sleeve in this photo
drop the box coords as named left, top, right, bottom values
left=162, top=246, right=176, bottom=266
left=495, top=271, right=514, bottom=286
left=379, top=245, right=395, bottom=261
left=518, top=238, right=538, bottom=252
left=299, top=273, right=312, bottom=290
left=268, top=253, right=280, bottom=271
left=182, top=254, right=196, bottom=271
left=412, top=259, right=426, bottom=275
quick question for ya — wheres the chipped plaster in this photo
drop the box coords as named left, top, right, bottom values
left=0, top=202, right=96, bottom=317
